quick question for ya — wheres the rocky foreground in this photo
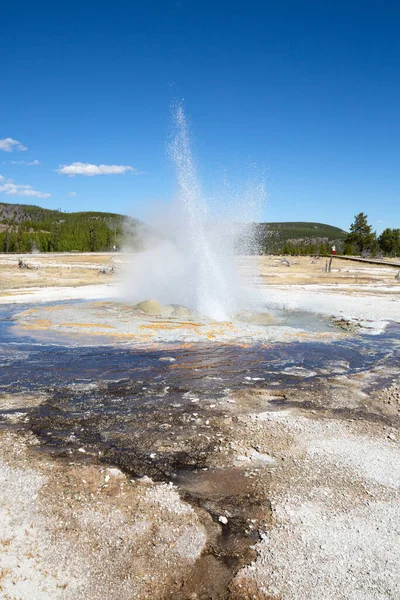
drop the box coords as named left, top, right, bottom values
left=1, top=372, right=399, bottom=599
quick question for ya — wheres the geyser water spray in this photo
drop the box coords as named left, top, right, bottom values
left=123, top=104, right=265, bottom=321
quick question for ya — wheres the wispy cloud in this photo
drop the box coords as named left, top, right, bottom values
left=67, top=191, right=77, bottom=196
left=0, top=138, right=28, bottom=152
left=10, top=159, right=40, bottom=166
left=56, top=162, right=136, bottom=176
left=0, top=178, right=50, bottom=199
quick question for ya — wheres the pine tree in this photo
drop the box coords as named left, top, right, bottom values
left=378, top=228, right=400, bottom=256
left=345, top=213, right=376, bottom=255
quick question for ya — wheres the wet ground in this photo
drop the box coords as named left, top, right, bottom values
left=1, top=301, right=399, bottom=599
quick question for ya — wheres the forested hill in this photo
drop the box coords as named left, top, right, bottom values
left=0, top=202, right=138, bottom=252
left=0, top=202, right=347, bottom=254
left=256, top=221, right=348, bottom=254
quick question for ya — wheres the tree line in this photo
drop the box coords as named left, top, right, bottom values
left=263, top=213, right=399, bottom=257
left=255, top=222, right=347, bottom=256
left=0, top=204, right=132, bottom=253
left=0, top=202, right=397, bottom=257
left=343, top=212, right=400, bottom=257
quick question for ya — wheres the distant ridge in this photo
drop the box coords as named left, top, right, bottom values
left=0, top=202, right=138, bottom=253
left=256, top=221, right=348, bottom=254
left=0, top=201, right=346, bottom=254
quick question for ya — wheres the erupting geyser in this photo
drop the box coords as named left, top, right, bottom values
left=123, top=104, right=265, bottom=321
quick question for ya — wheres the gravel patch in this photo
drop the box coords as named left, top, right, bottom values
left=307, top=434, right=400, bottom=488
left=234, top=498, right=400, bottom=600
left=0, top=464, right=81, bottom=599
left=232, top=408, right=400, bottom=600
left=0, top=431, right=207, bottom=600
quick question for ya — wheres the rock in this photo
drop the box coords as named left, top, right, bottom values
left=134, top=300, right=163, bottom=315
left=236, top=311, right=277, bottom=326
left=160, top=305, right=174, bottom=317
left=218, top=515, right=228, bottom=525
left=171, top=306, right=192, bottom=319
left=249, top=450, right=276, bottom=465
left=105, top=467, right=124, bottom=478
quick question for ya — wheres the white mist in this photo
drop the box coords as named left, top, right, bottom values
left=122, top=105, right=265, bottom=321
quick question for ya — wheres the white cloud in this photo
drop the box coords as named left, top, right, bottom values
left=67, top=191, right=77, bottom=196
left=0, top=181, right=50, bottom=199
left=56, top=162, right=136, bottom=176
left=0, top=138, right=28, bottom=152
left=10, top=159, right=40, bottom=165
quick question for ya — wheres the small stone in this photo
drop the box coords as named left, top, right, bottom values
left=106, top=467, right=124, bottom=478
left=78, top=448, right=86, bottom=453
left=218, top=516, right=228, bottom=525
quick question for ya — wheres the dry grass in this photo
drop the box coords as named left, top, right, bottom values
left=243, top=255, right=400, bottom=287
left=0, top=253, right=399, bottom=298
left=0, top=253, right=118, bottom=290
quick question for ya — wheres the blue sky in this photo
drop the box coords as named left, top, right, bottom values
left=1, top=0, right=399, bottom=233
